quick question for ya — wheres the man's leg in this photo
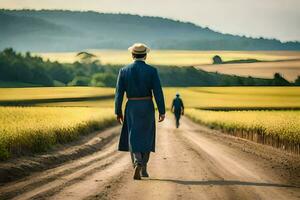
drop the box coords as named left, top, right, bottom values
left=131, top=152, right=143, bottom=180
left=176, top=116, right=180, bottom=128
left=141, top=152, right=150, bottom=177
left=141, top=152, right=150, bottom=165
left=131, top=152, right=143, bottom=166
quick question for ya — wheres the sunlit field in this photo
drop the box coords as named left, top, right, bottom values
left=185, top=109, right=300, bottom=145
left=36, top=50, right=300, bottom=66
left=1, top=87, right=300, bottom=109
left=0, top=107, right=115, bottom=160
left=0, top=87, right=114, bottom=101
left=1, top=86, right=300, bottom=159
left=164, top=87, right=300, bottom=109
left=196, top=60, right=300, bottom=81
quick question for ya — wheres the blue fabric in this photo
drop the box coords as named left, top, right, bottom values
left=115, top=60, right=165, bottom=152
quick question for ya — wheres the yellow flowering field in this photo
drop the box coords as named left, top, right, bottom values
left=0, top=87, right=114, bottom=101
left=185, top=109, right=300, bottom=144
left=164, top=87, right=300, bottom=109
left=0, top=107, right=115, bottom=160
left=16, top=87, right=300, bottom=109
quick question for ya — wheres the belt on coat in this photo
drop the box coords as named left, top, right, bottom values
left=127, top=96, right=152, bottom=100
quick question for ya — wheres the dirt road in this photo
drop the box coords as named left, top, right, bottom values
left=1, top=116, right=299, bottom=200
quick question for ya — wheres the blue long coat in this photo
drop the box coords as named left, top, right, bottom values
left=115, top=60, right=165, bottom=153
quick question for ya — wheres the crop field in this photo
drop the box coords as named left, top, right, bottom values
left=36, top=50, right=300, bottom=66
left=1, top=86, right=300, bottom=159
left=164, top=87, right=300, bottom=110
left=185, top=109, right=300, bottom=153
left=0, top=107, right=115, bottom=160
left=2, top=86, right=299, bottom=109
left=196, top=59, right=300, bottom=82
left=0, top=87, right=114, bottom=102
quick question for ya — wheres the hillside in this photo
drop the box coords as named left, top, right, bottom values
left=1, top=9, right=300, bottom=51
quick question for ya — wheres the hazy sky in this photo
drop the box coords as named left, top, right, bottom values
left=1, top=0, right=300, bottom=42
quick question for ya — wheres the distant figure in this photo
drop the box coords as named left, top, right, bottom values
left=171, top=93, right=184, bottom=128
left=115, top=43, right=166, bottom=180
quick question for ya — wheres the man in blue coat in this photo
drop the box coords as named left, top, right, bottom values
left=115, top=43, right=166, bottom=180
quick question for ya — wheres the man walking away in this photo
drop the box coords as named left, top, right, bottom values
left=171, top=93, right=184, bottom=128
left=115, top=43, right=166, bottom=180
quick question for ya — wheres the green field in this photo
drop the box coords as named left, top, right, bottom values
left=36, top=50, right=300, bottom=66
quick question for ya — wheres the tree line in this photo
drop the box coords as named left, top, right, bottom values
left=0, top=48, right=299, bottom=87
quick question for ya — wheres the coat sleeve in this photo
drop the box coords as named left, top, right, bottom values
left=180, top=99, right=184, bottom=109
left=171, top=99, right=175, bottom=111
left=115, top=69, right=125, bottom=116
left=152, top=68, right=166, bottom=115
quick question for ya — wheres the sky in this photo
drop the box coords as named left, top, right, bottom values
left=1, top=0, right=300, bottom=42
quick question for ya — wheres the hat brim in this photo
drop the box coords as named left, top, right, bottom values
left=128, top=46, right=150, bottom=54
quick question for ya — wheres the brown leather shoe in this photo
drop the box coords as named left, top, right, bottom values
left=141, top=166, right=149, bottom=177
left=133, top=165, right=142, bottom=180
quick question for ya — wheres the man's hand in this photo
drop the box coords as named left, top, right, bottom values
left=158, top=114, right=165, bottom=122
left=181, top=110, right=184, bottom=116
left=117, top=114, right=124, bottom=124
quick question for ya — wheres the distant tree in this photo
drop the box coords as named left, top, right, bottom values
left=91, top=73, right=117, bottom=87
left=295, top=76, right=300, bottom=86
left=272, top=73, right=291, bottom=86
left=68, top=76, right=90, bottom=86
left=25, top=51, right=31, bottom=58
left=76, top=52, right=99, bottom=64
left=90, top=73, right=105, bottom=87
left=46, top=62, right=73, bottom=84
left=212, top=55, right=222, bottom=64
left=3, top=48, right=15, bottom=56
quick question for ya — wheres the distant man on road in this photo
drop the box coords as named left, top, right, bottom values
left=171, top=93, right=184, bottom=128
left=115, top=43, right=166, bottom=180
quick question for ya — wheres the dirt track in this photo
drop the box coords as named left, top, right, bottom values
left=0, top=116, right=299, bottom=200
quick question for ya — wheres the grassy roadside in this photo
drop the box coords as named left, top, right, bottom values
left=0, top=107, right=116, bottom=160
left=185, top=109, right=300, bottom=154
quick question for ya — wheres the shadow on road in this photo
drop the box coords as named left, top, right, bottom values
left=147, top=179, right=299, bottom=188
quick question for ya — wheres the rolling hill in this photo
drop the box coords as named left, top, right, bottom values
left=1, top=9, right=300, bottom=52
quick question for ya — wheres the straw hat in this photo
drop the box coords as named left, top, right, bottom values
left=128, top=43, right=150, bottom=54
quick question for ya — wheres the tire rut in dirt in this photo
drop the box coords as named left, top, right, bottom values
left=26, top=154, right=124, bottom=200
left=0, top=141, right=120, bottom=200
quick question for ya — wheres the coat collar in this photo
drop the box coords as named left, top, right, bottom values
left=134, top=59, right=145, bottom=64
